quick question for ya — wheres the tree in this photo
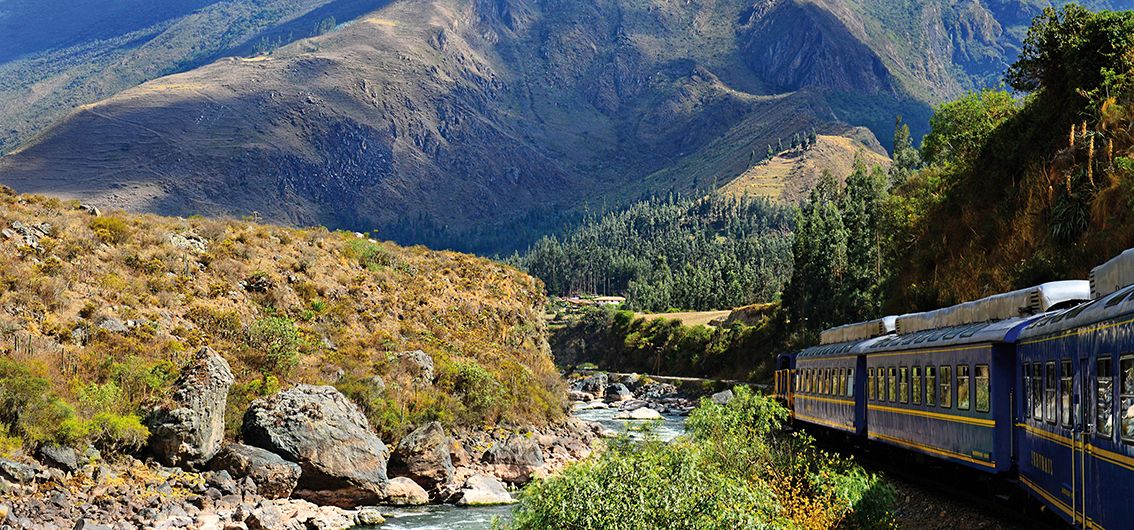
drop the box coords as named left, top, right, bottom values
left=920, top=90, right=1019, bottom=170
left=839, top=160, right=891, bottom=323
left=890, top=116, right=921, bottom=185
left=783, top=172, right=848, bottom=334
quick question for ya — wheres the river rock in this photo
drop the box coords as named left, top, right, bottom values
left=640, top=381, right=679, bottom=400
left=356, top=507, right=385, bottom=525
left=242, top=385, right=390, bottom=507
left=386, top=422, right=453, bottom=493
left=567, top=390, right=594, bottom=402
left=710, top=389, right=734, bottom=405
left=482, top=435, right=544, bottom=485
left=571, top=373, right=608, bottom=394
left=208, top=444, right=300, bottom=499
left=455, top=474, right=514, bottom=506
left=614, top=407, right=663, bottom=420
left=603, top=383, right=633, bottom=403
left=383, top=477, right=429, bottom=506
left=147, top=347, right=234, bottom=469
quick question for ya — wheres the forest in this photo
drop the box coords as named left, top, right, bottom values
left=513, top=195, right=795, bottom=312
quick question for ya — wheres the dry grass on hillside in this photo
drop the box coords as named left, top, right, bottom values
left=722, top=134, right=892, bottom=203
left=0, top=188, right=564, bottom=444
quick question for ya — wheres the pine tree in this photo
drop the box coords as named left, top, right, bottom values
left=890, top=116, right=921, bottom=185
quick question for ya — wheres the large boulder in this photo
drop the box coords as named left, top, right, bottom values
left=603, top=383, right=633, bottom=403
left=147, top=347, right=234, bottom=469
left=208, top=444, right=301, bottom=499
left=481, top=435, right=545, bottom=485
left=383, top=477, right=429, bottom=506
left=570, top=373, right=608, bottom=394
left=242, top=385, right=390, bottom=508
left=455, top=474, right=514, bottom=506
left=386, top=422, right=454, bottom=494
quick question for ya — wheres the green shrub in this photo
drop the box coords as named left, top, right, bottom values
left=90, top=216, right=132, bottom=245
left=87, top=412, right=149, bottom=455
left=507, top=386, right=896, bottom=529
left=449, top=360, right=506, bottom=422
left=344, top=238, right=395, bottom=271
left=247, top=316, right=301, bottom=376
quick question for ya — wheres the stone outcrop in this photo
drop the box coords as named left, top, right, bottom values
left=481, top=434, right=545, bottom=485
left=386, top=422, right=454, bottom=493
left=242, top=385, right=390, bottom=508
left=208, top=444, right=301, bottom=500
left=147, top=347, right=234, bottom=469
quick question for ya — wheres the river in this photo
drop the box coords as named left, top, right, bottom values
left=368, top=407, right=687, bottom=529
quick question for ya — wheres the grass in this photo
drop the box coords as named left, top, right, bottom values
left=0, top=188, right=565, bottom=453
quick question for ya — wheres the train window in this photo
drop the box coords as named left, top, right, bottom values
left=826, top=368, right=833, bottom=396
left=1032, top=363, right=1044, bottom=421
left=1120, top=356, right=1134, bottom=441
left=926, top=366, right=936, bottom=405
left=976, top=364, right=990, bottom=413
left=940, top=365, right=952, bottom=408
left=821, top=369, right=828, bottom=395
left=847, top=368, right=854, bottom=398
left=1045, top=361, right=1057, bottom=424
left=879, top=368, right=887, bottom=402
left=1023, top=363, right=1032, bottom=420
left=1061, top=360, right=1073, bottom=427
left=912, top=366, right=922, bottom=405
left=837, top=368, right=845, bottom=397
left=888, top=367, right=897, bottom=402
left=899, top=367, right=909, bottom=403
left=868, top=368, right=876, bottom=400
left=957, top=365, right=971, bottom=410
left=1097, top=356, right=1114, bottom=438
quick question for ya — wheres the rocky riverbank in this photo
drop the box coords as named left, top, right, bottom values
left=0, top=348, right=604, bottom=529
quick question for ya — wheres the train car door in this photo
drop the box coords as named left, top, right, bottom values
left=1071, top=356, right=1089, bottom=528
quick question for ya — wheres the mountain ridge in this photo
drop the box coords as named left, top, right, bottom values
left=3, top=0, right=1131, bottom=253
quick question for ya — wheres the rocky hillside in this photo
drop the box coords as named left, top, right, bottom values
left=7, top=0, right=1127, bottom=253
left=0, top=187, right=564, bottom=445
left=0, top=0, right=393, bottom=155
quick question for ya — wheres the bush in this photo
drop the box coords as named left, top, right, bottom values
left=86, top=412, right=149, bottom=455
left=247, top=316, right=301, bottom=376
left=90, top=216, right=132, bottom=245
left=507, top=387, right=896, bottom=529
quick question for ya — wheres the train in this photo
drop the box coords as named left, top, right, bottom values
left=771, top=247, right=1134, bottom=529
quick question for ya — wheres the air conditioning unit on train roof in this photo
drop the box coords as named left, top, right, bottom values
left=1091, top=248, right=1134, bottom=299
left=895, top=280, right=1090, bottom=335
left=819, top=316, right=897, bottom=345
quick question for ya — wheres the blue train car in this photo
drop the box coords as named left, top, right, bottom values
left=1017, top=283, right=1134, bottom=528
left=792, top=338, right=882, bottom=436
left=863, top=318, right=1033, bottom=474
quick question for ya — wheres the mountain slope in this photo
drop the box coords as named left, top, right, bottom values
left=4, top=0, right=1130, bottom=254
left=0, top=186, right=563, bottom=441
left=0, top=0, right=391, bottom=153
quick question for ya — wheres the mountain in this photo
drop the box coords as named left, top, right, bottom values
left=2, top=0, right=1131, bottom=254
left=0, top=0, right=395, bottom=155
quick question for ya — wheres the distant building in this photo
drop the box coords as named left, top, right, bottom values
left=594, top=296, right=626, bottom=306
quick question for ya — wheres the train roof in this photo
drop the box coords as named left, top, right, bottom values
left=819, top=316, right=897, bottom=345
left=797, top=334, right=894, bottom=359
left=1020, top=283, right=1134, bottom=341
left=895, top=280, right=1089, bottom=335
left=867, top=315, right=1040, bottom=353
left=1091, top=247, right=1134, bottom=298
